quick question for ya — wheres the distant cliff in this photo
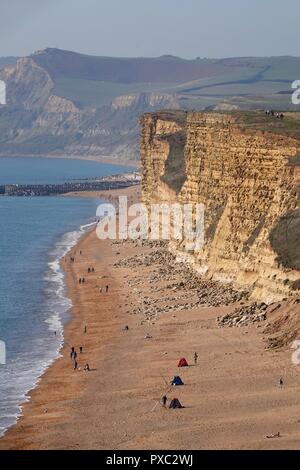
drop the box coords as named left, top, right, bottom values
left=141, top=110, right=300, bottom=302
left=0, top=52, right=180, bottom=161
left=1, top=49, right=300, bottom=162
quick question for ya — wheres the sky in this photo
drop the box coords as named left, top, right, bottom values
left=0, top=0, right=299, bottom=59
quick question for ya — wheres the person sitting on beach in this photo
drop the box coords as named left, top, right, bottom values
left=266, top=432, right=281, bottom=439
left=84, top=363, right=90, bottom=372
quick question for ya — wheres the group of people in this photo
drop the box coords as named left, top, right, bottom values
left=71, top=345, right=90, bottom=372
left=71, top=346, right=80, bottom=370
left=99, top=285, right=109, bottom=294
left=69, top=250, right=93, bottom=371
left=161, top=352, right=198, bottom=408
left=71, top=250, right=82, bottom=260
left=265, top=109, right=284, bottom=119
left=79, top=267, right=95, bottom=282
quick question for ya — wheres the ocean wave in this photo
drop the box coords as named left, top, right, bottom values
left=0, top=219, right=95, bottom=438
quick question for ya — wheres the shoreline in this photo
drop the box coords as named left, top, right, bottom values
left=0, top=228, right=102, bottom=449
left=0, top=185, right=140, bottom=449
left=0, top=220, right=97, bottom=440
left=1, top=186, right=300, bottom=448
left=0, top=186, right=138, bottom=441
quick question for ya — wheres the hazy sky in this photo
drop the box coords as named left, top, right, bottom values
left=0, top=0, right=299, bottom=58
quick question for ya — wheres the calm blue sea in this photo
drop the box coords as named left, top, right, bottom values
left=0, top=157, right=129, bottom=436
left=0, top=156, right=130, bottom=185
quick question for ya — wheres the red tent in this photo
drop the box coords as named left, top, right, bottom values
left=177, top=357, right=188, bottom=367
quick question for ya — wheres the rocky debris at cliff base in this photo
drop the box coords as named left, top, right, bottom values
left=262, top=297, right=300, bottom=350
left=217, top=302, right=268, bottom=328
left=113, top=247, right=174, bottom=269
left=113, top=240, right=249, bottom=320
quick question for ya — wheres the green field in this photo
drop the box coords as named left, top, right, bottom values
left=53, top=78, right=179, bottom=108
left=40, top=50, right=300, bottom=112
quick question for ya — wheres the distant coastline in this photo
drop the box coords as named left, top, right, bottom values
left=0, top=153, right=140, bottom=168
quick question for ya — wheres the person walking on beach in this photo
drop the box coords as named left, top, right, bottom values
left=74, top=360, right=78, bottom=370
left=278, top=377, right=283, bottom=388
left=99, top=287, right=102, bottom=294
left=84, top=325, right=87, bottom=334
left=162, top=395, right=167, bottom=407
left=79, top=278, right=82, bottom=284
left=74, top=351, right=77, bottom=360
left=80, top=346, right=83, bottom=354
left=194, top=352, right=198, bottom=364
left=106, top=285, right=109, bottom=293
left=82, top=277, right=85, bottom=284
left=70, top=347, right=75, bottom=360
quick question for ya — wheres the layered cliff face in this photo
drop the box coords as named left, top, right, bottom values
left=0, top=58, right=54, bottom=108
left=141, top=111, right=300, bottom=302
left=0, top=55, right=178, bottom=161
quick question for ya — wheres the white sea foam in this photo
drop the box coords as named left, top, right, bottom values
left=44, top=220, right=97, bottom=344
left=0, top=220, right=96, bottom=438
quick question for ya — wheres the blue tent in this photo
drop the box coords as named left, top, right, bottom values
left=171, top=376, right=184, bottom=386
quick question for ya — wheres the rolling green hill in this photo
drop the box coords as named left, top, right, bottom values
left=0, top=48, right=299, bottom=161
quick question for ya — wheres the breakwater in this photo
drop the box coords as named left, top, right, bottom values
left=1, top=174, right=140, bottom=196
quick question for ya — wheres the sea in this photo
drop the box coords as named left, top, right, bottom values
left=0, top=157, right=130, bottom=436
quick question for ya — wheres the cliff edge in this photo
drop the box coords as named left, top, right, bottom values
left=141, top=110, right=300, bottom=302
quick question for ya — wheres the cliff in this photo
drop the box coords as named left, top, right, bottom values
left=1, top=49, right=300, bottom=161
left=0, top=53, right=179, bottom=161
left=141, top=110, right=300, bottom=302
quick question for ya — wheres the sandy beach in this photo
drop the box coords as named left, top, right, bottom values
left=1, top=188, right=300, bottom=450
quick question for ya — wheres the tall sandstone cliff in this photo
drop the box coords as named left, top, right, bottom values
left=141, top=111, right=300, bottom=302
